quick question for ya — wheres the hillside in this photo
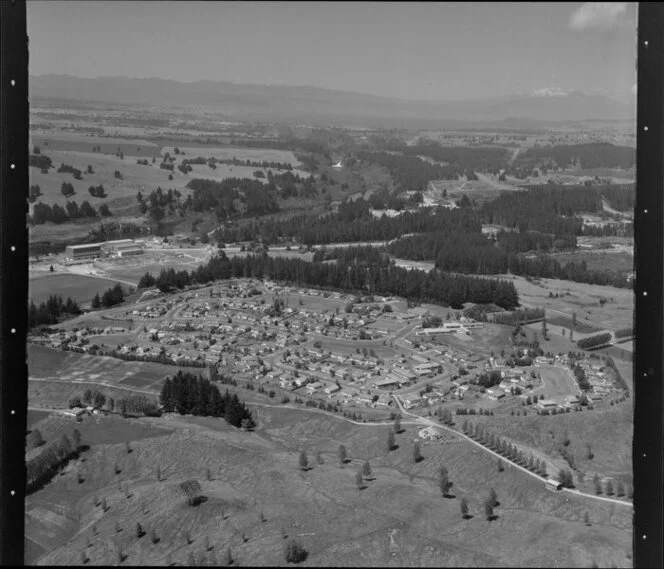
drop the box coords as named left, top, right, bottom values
left=30, top=406, right=632, bottom=567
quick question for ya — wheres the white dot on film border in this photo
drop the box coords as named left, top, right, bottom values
left=644, top=126, right=648, bottom=132
left=10, top=164, right=15, bottom=170
left=10, top=491, right=15, bottom=496
left=644, top=209, right=648, bottom=214
left=644, top=40, right=648, bottom=46
left=11, top=410, right=15, bottom=415
left=643, top=291, right=648, bottom=296
left=10, top=79, right=15, bottom=86
left=10, top=328, right=16, bottom=333
left=11, top=246, right=16, bottom=252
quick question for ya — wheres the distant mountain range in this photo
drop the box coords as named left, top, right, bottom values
left=30, top=74, right=635, bottom=129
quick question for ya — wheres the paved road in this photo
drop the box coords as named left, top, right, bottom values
left=391, top=395, right=632, bottom=508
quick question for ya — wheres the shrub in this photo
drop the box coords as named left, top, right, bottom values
left=285, top=538, right=308, bottom=563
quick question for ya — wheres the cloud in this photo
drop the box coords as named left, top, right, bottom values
left=569, top=2, right=628, bottom=31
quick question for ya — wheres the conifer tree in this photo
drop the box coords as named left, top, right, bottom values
left=299, top=451, right=309, bottom=471
left=387, top=429, right=396, bottom=451
left=460, top=497, right=469, bottom=519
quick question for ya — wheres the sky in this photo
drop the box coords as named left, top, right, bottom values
left=27, top=1, right=638, bottom=102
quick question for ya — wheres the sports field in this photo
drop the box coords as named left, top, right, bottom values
left=533, top=366, right=579, bottom=401
left=29, top=273, right=125, bottom=305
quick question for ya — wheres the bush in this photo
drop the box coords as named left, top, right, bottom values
left=285, top=538, right=308, bottom=563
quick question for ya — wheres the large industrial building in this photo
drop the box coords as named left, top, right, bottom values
left=64, top=243, right=103, bottom=262
left=102, top=239, right=135, bottom=255
left=105, top=240, right=144, bottom=258
left=64, top=239, right=143, bottom=263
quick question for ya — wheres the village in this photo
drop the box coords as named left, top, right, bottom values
left=28, top=278, right=626, bottom=422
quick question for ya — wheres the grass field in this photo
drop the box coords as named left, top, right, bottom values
left=32, top=135, right=161, bottom=156
left=106, top=261, right=208, bottom=285
left=33, top=405, right=632, bottom=567
left=505, top=275, right=634, bottom=334
left=471, top=402, right=633, bottom=487
left=28, top=344, right=179, bottom=399
left=545, top=315, right=601, bottom=334
left=29, top=273, right=125, bottom=305
left=552, top=251, right=634, bottom=275
left=25, top=413, right=172, bottom=563
left=162, top=146, right=302, bottom=167
left=534, top=367, right=578, bottom=401
left=427, top=324, right=515, bottom=358
left=27, top=409, right=53, bottom=428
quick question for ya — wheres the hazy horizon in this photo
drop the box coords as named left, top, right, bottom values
left=27, top=2, right=637, bottom=103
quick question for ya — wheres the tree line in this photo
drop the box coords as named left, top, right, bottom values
left=371, top=137, right=510, bottom=173
left=29, top=201, right=111, bottom=225
left=91, top=283, right=126, bottom=309
left=26, top=431, right=83, bottom=494
left=387, top=232, right=631, bottom=288
left=577, top=332, right=612, bottom=350
left=355, top=150, right=460, bottom=191
left=138, top=249, right=520, bottom=309
left=160, top=371, right=256, bottom=429
left=215, top=201, right=483, bottom=246
left=28, top=294, right=81, bottom=329
left=29, top=154, right=53, bottom=171
left=516, top=142, right=635, bottom=170
left=57, top=163, right=83, bottom=179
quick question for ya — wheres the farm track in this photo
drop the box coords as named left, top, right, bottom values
left=391, top=395, right=633, bottom=508
left=30, top=377, right=158, bottom=396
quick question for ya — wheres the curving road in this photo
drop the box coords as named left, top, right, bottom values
left=391, top=395, right=632, bottom=508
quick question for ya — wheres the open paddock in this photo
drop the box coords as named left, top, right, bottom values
left=29, top=273, right=125, bottom=305
left=551, top=251, right=634, bottom=275
left=425, top=324, right=514, bottom=357
left=162, top=146, right=302, bottom=167
left=546, top=315, right=602, bottom=334
left=504, top=275, right=634, bottom=334
left=118, top=376, right=158, bottom=389
left=27, top=394, right=631, bottom=568
left=105, top=260, right=209, bottom=285
left=31, top=135, right=161, bottom=157
left=28, top=344, right=180, bottom=393
left=27, top=409, right=53, bottom=429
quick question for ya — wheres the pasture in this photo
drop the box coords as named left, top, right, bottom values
left=29, top=273, right=125, bottom=305
left=27, top=344, right=178, bottom=398
left=34, top=404, right=631, bottom=568
left=27, top=409, right=53, bottom=428
left=471, top=401, right=633, bottom=490
left=505, top=275, right=634, bottom=334
left=552, top=251, right=634, bottom=275
left=162, top=146, right=302, bottom=167
left=31, top=134, right=161, bottom=157
left=546, top=315, right=601, bottom=334
left=24, top=413, right=172, bottom=564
